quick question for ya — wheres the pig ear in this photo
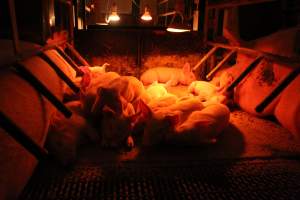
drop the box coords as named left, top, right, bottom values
left=182, top=63, right=191, bottom=74
left=102, top=63, right=110, bottom=71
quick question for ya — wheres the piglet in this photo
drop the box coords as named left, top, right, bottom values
left=88, top=63, right=108, bottom=78
left=91, top=88, right=143, bottom=148
left=46, top=101, right=99, bottom=166
left=97, top=104, right=135, bottom=148
left=188, top=73, right=233, bottom=106
left=171, top=103, right=230, bottom=145
left=188, top=81, right=218, bottom=101
left=146, top=81, right=168, bottom=99
left=141, top=96, right=206, bottom=146
left=81, top=71, right=120, bottom=115
left=107, top=76, right=146, bottom=104
left=147, top=94, right=178, bottom=111
left=63, top=63, right=108, bottom=100
left=138, top=100, right=179, bottom=146
left=140, top=63, right=196, bottom=86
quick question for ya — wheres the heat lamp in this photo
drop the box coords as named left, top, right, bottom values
left=141, top=5, right=152, bottom=21
left=107, top=2, right=120, bottom=23
left=167, top=11, right=190, bottom=33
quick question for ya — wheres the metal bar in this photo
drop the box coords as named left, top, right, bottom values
left=8, top=0, right=20, bottom=55
left=206, top=49, right=237, bottom=80
left=0, top=111, right=48, bottom=161
left=66, top=42, right=90, bottom=66
left=226, top=55, right=264, bottom=92
left=255, top=67, right=300, bottom=113
left=55, top=46, right=84, bottom=76
left=193, top=46, right=219, bottom=71
left=13, top=63, right=72, bottom=118
left=38, top=53, right=80, bottom=94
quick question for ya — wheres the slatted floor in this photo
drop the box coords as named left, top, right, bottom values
left=19, top=158, right=300, bottom=200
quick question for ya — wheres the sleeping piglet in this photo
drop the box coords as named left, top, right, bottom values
left=140, top=63, right=196, bottom=86
left=46, top=101, right=99, bottom=166
left=80, top=71, right=120, bottom=115
left=171, top=103, right=230, bottom=145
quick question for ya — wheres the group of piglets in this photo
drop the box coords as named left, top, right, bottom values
left=46, top=63, right=232, bottom=165
left=47, top=53, right=300, bottom=166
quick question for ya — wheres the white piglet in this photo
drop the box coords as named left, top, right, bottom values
left=140, top=63, right=196, bottom=86
left=46, top=101, right=99, bottom=166
left=171, top=103, right=230, bottom=145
